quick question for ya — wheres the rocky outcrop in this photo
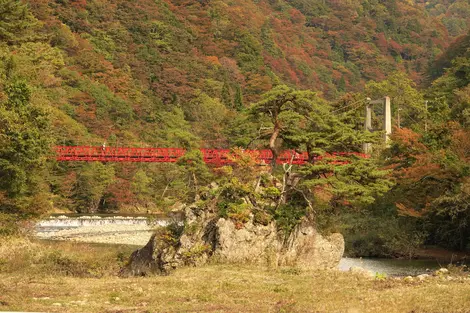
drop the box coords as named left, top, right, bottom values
left=121, top=205, right=344, bottom=276
left=279, top=220, right=345, bottom=270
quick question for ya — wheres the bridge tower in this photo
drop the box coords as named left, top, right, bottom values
left=363, top=96, right=391, bottom=153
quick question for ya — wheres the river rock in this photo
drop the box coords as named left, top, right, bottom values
left=434, top=268, right=449, bottom=276
left=121, top=205, right=344, bottom=276
left=417, top=274, right=430, bottom=281
left=349, top=266, right=374, bottom=278
left=403, top=276, right=414, bottom=282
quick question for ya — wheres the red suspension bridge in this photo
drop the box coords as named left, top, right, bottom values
left=54, top=146, right=369, bottom=166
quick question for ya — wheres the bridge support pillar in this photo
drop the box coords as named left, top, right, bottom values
left=363, top=104, right=372, bottom=154
left=383, top=96, right=392, bottom=146
left=364, top=96, right=392, bottom=153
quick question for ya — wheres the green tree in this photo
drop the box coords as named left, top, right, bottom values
left=183, top=92, right=228, bottom=142
left=365, top=72, right=425, bottom=130
left=72, top=163, right=115, bottom=213
left=250, top=85, right=316, bottom=166
left=221, top=81, right=232, bottom=108
left=234, top=84, right=244, bottom=111
left=132, top=169, right=154, bottom=205
left=430, top=56, right=470, bottom=127
left=0, top=0, right=38, bottom=45
left=177, top=150, right=213, bottom=202
left=250, top=85, right=370, bottom=165
left=0, top=80, right=51, bottom=213
left=251, top=85, right=392, bottom=214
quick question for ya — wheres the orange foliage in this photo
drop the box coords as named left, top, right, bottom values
left=390, top=127, right=447, bottom=182
left=205, top=56, right=221, bottom=66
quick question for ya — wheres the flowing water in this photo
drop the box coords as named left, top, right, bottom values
left=339, top=257, right=442, bottom=276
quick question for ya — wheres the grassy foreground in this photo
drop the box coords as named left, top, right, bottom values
left=1, top=239, right=470, bottom=313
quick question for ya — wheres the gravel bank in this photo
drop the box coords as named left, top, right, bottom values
left=36, top=223, right=157, bottom=246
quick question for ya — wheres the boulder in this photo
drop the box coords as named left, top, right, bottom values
left=120, top=231, right=180, bottom=276
left=280, top=220, right=344, bottom=270
left=121, top=205, right=344, bottom=276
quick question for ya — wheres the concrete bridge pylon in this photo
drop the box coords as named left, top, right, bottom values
left=363, top=96, right=391, bottom=154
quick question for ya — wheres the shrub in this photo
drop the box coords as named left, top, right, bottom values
left=226, top=203, right=251, bottom=228
left=181, top=244, right=210, bottom=265
left=274, top=204, right=306, bottom=238
left=40, top=250, right=92, bottom=277
left=253, top=209, right=273, bottom=226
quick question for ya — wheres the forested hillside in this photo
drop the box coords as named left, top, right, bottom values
left=2, top=0, right=470, bottom=254
left=0, top=0, right=448, bottom=213
left=425, top=0, right=470, bottom=37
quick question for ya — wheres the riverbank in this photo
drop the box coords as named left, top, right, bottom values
left=1, top=238, right=470, bottom=312
left=34, top=215, right=172, bottom=246
left=415, top=247, right=470, bottom=263
left=36, top=223, right=155, bottom=246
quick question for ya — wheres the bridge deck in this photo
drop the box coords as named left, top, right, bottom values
left=54, top=146, right=368, bottom=165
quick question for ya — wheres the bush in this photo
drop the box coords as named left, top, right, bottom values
left=40, top=250, right=92, bottom=277
left=218, top=200, right=252, bottom=228
left=274, top=204, right=306, bottom=238
left=253, top=209, right=273, bottom=226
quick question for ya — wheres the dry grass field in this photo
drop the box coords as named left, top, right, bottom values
left=1, top=238, right=470, bottom=313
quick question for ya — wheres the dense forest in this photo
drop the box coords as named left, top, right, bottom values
left=1, top=0, right=470, bottom=256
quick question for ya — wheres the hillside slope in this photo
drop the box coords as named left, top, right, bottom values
left=0, top=0, right=455, bottom=213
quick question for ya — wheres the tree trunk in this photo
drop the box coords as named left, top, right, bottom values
left=269, top=122, right=280, bottom=169
left=306, top=145, right=316, bottom=164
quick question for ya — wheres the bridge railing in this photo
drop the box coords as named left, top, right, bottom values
left=55, top=146, right=369, bottom=165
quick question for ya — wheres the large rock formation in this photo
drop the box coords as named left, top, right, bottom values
left=121, top=204, right=344, bottom=276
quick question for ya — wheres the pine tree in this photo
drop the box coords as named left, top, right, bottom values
left=338, top=76, right=346, bottom=92
left=221, top=81, right=232, bottom=108
left=251, top=85, right=392, bottom=212
left=234, top=84, right=244, bottom=111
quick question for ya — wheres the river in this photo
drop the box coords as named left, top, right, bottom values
left=36, top=214, right=447, bottom=276
left=339, top=257, right=441, bottom=276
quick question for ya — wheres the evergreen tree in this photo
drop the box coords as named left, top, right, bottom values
left=251, top=85, right=392, bottom=213
left=177, top=149, right=213, bottom=201
left=234, top=85, right=244, bottom=111
left=338, top=76, right=346, bottom=92
left=221, top=81, right=232, bottom=108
